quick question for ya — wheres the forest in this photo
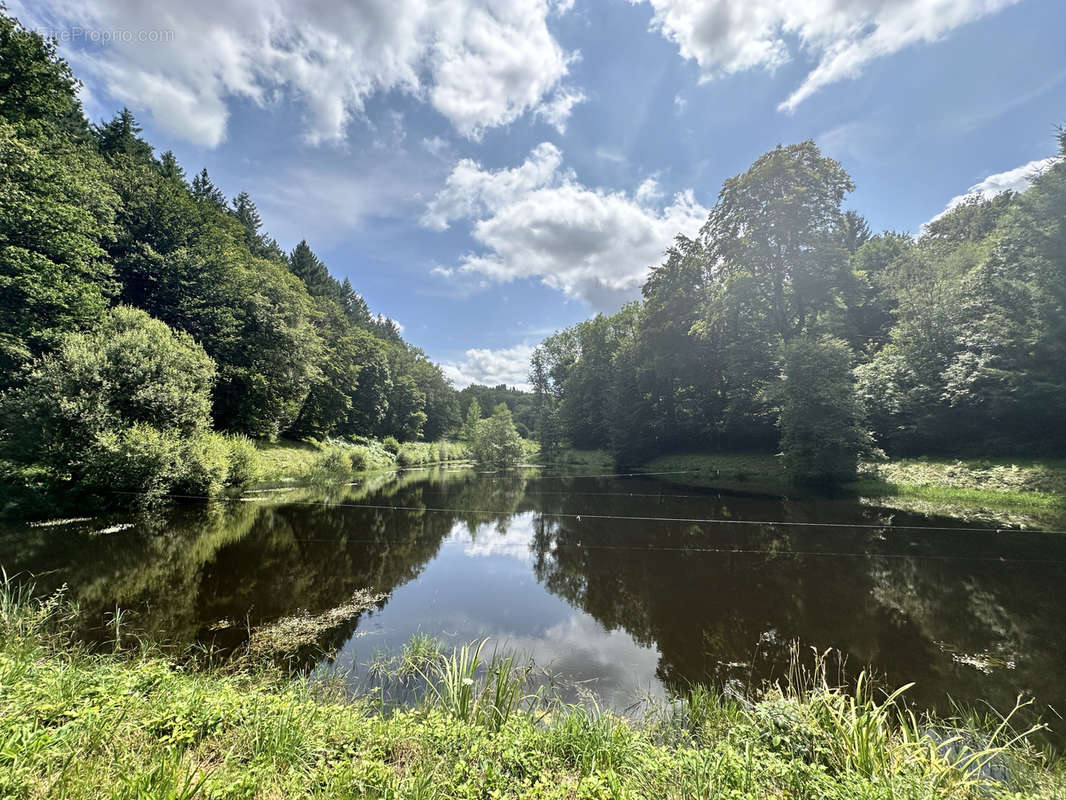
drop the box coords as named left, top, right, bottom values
left=0, top=13, right=486, bottom=505
left=531, top=135, right=1066, bottom=483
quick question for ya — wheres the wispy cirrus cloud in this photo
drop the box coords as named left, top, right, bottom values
left=634, top=0, right=1020, bottom=111
left=925, top=156, right=1059, bottom=228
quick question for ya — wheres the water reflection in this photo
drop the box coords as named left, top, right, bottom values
left=2, top=468, right=1064, bottom=737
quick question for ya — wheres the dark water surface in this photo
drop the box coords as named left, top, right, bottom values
left=3, top=468, right=1065, bottom=734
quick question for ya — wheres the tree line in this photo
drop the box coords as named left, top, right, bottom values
left=0, top=13, right=493, bottom=502
left=531, top=136, right=1066, bottom=483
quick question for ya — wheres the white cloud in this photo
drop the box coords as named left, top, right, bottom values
left=458, top=512, right=538, bottom=560
left=925, top=156, right=1059, bottom=229
left=421, top=136, right=452, bottom=160
left=442, top=344, right=535, bottom=390
left=634, top=0, right=1020, bottom=111
left=533, top=84, right=587, bottom=133
left=423, top=144, right=709, bottom=310
left=14, top=0, right=579, bottom=147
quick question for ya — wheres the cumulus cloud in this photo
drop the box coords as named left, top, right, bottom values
left=14, top=0, right=579, bottom=146
left=634, top=0, right=1020, bottom=111
left=925, top=156, right=1059, bottom=228
left=442, top=344, right=535, bottom=391
left=423, top=144, right=709, bottom=310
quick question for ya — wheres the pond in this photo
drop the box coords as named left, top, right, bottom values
left=2, top=467, right=1065, bottom=738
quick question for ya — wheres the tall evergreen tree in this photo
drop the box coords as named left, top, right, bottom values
left=95, top=108, right=154, bottom=161
left=289, top=239, right=335, bottom=296
left=157, top=151, right=186, bottom=184
left=190, top=168, right=228, bottom=210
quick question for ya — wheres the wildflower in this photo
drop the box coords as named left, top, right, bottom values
left=462, top=677, right=474, bottom=686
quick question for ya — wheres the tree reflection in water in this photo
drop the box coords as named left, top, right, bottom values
left=2, top=468, right=1064, bottom=740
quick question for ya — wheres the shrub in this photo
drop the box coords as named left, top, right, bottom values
left=307, top=446, right=353, bottom=484
left=347, top=447, right=369, bottom=472
left=224, top=435, right=263, bottom=489
left=82, top=424, right=185, bottom=505
left=176, top=433, right=230, bottom=496
left=381, top=436, right=400, bottom=455
left=471, top=405, right=524, bottom=468
left=0, top=307, right=217, bottom=504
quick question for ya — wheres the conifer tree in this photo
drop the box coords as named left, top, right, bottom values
left=95, top=107, right=154, bottom=161
left=191, top=167, right=228, bottom=210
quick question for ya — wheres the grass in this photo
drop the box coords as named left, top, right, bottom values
left=537, top=448, right=615, bottom=471
left=254, top=437, right=470, bottom=486
left=1, top=579, right=1064, bottom=799
left=395, top=441, right=470, bottom=468
left=644, top=453, right=793, bottom=494
left=645, top=452, right=1066, bottom=525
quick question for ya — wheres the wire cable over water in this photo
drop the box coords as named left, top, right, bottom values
left=110, top=491, right=1066, bottom=536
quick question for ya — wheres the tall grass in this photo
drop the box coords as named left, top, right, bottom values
left=419, top=638, right=535, bottom=732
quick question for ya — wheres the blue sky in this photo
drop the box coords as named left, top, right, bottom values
left=13, top=0, right=1066, bottom=388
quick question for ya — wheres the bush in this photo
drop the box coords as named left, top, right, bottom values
left=307, top=446, right=354, bottom=484
left=224, top=435, right=263, bottom=489
left=347, top=447, right=369, bottom=472
left=471, top=405, right=524, bottom=468
left=176, top=432, right=230, bottom=496
left=82, top=424, right=185, bottom=505
left=0, top=307, right=218, bottom=504
left=382, top=436, right=401, bottom=455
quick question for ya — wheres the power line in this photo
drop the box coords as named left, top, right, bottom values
left=207, top=533, right=1066, bottom=567
left=110, top=491, right=1066, bottom=536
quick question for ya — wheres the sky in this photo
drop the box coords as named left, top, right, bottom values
left=11, top=0, right=1066, bottom=390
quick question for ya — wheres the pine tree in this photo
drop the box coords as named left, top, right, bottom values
left=232, top=191, right=265, bottom=252
left=340, top=277, right=372, bottom=327
left=289, top=240, right=334, bottom=296
left=95, top=107, right=154, bottom=161
left=191, top=167, right=227, bottom=210
left=157, top=150, right=186, bottom=184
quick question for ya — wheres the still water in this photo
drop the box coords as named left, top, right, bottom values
left=2, top=467, right=1064, bottom=734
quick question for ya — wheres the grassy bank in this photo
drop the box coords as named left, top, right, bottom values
left=1, top=586, right=1062, bottom=799
left=254, top=437, right=470, bottom=484
left=644, top=453, right=1066, bottom=523
left=536, top=448, right=614, bottom=471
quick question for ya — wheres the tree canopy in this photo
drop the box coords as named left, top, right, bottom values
left=533, top=135, right=1066, bottom=481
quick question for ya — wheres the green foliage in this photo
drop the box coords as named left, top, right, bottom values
left=80, top=423, right=186, bottom=504
left=0, top=122, right=117, bottom=384
left=0, top=13, right=466, bottom=499
left=534, top=132, right=1066, bottom=467
left=1, top=592, right=1061, bottom=800
left=778, top=337, right=872, bottom=485
left=461, top=397, right=481, bottom=442
left=2, top=306, right=215, bottom=471
left=223, top=435, right=263, bottom=490
left=0, top=307, right=269, bottom=505
left=175, top=431, right=231, bottom=496
left=0, top=14, right=89, bottom=138
left=457, top=383, right=537, bottom=434
left=307, top=446, right=356, bottom=485
left=471, top=404, right=524, bottom=468
left=395, top=440, right=468, bottom=467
